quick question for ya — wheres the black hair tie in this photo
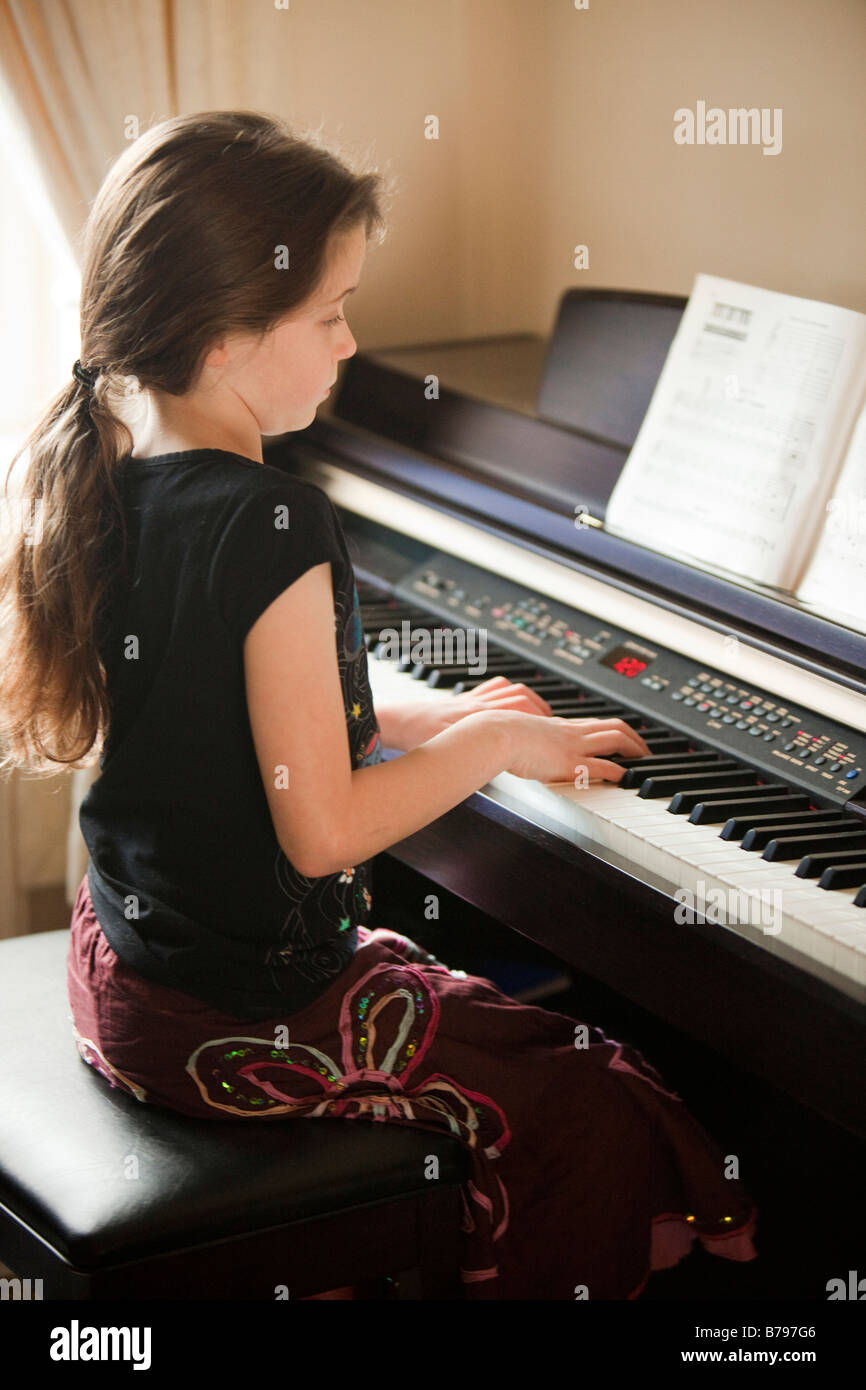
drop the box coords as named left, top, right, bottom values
left=72, top=360, right=98, bottom=390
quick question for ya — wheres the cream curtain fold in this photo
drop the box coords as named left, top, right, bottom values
left=0, top=0, right=177, bottom=254
left=0, top=0, right=251, bottom=930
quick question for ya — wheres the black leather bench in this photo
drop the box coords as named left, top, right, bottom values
left=0, top=929, right=472, bottom=1299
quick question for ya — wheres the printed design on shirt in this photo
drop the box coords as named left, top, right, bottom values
left=267, top=849, right=362, bottom=987
left=340, top=578, right=383, bottom=769
left=184, top=960, right=511, bottom=1283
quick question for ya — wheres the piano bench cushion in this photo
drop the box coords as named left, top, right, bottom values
left=0, top=929, right=471, bottom=1296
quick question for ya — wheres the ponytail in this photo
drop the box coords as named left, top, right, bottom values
left=0, top=370, right=132, bottom=774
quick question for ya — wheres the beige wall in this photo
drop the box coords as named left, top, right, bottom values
left=244, top=0, right=865, bottom=346
left=533, top=0, right=866, bottom=328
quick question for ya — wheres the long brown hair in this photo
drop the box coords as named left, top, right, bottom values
left=0, top=110, right=388, bottom=776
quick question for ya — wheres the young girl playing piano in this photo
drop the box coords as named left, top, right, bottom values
left=0, top=110, right=756, bottom=1299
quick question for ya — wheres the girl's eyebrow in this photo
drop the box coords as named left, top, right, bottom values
left=322, top=285, right=358, bottom=305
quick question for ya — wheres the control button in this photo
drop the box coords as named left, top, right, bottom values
left=798, top=748, right=810, bottom=759
left=671, top=691, right=684, bottom=701
left=683, top=697, right=697, bottom=707
left=779, top=719, right=793, bottom=728
left=763, top=731, right=777, bottom=741
left=697, top=701, right=711, bottom=711
left=699, top=682, right=713, bottom=692
left=830, top=762, right=843, bottom=772
left=687, top=677, right=700, bottom=687
left=748, top=726, right=764, bottom=737
left=846, top=768, right=861, bottom=780
left=766, top=712, right=780, bottom=723
left=813, top=757, right=826, bottom=767
left=641, top=676, right=654, bottom=686
left=784, top=741, right=797, bottom=751
left=722, top=714, right=736, bottom=724
left=735, top=719, right=749, bottom=729
left=725, top=693, right=740, bottom=703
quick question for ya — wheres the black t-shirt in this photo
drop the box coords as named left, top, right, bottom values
left=80, top=448, right=383, bottom=1020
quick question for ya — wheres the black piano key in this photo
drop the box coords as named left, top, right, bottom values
left=855, top=886, right=866, bottom=907
left=638, top=769, right=760, bottom=799
left=559, top=700, right=628, bottom=713
left=675, top=783, right=795, bottom=811
left=637, top=757, right=741, bottom=776
left=519, top=678, right=582, bottom=693
left=424, top=660, right=517, bottom=687
left=720, top=806, right=830, bottom=840
left=619, top=756, right=728, bottom=790
left=452, top=670, right=541, bottom=693
left=525, top=692, right=586, bottom=706
left=640, top=737, right=695, bottom=753
left=365, top=611, right=436, bottom=632
left=616, top=752, right=719, bottom=769
left=741, top=815, right=850, bottom=851
left=548, top=704, right=631, bottom=718
left=397, top=640, right=491, bottom=673
left=818, top=863, right=866, bottom=890
left=409, top=662, right=478, bottom=683
left=795, top=848, right=866, bottom=878
left=689, top=795, right=815, bottom=825
left=763, top=829, right=866, bottom=862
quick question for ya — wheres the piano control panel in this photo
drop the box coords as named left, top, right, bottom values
left=398, top=555, right=866, bottom=807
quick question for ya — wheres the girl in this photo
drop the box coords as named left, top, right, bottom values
left=0, top=110, right=756, bottom=1300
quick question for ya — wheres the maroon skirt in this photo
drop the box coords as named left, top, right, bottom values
left=66, top=875, right=757, bottom=1299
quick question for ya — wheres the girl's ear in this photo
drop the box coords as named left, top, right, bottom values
left=203, top=339, right=229, bottom=369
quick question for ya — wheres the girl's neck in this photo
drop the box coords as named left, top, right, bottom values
left=129, top=390, right=263, bottom=463
left=130, top=433, right=262, bottom=462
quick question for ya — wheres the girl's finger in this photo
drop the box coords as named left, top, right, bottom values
left=475, top=689, right=553, bottom=716
left=569, top=717, right=651, bottom=757
left=576, top=728, right=650, bottom=760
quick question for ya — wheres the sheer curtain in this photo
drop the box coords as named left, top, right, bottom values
left=0, top=0, right=248, bottom=934
left=0, top=74, right=85, bottom=936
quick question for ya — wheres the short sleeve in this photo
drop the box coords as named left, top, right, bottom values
left=208, top=479, right=343, bottom=643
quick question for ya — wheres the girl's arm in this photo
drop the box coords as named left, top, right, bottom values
left=244, top=563, right=647, bottom=879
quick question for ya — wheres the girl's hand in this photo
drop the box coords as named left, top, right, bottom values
left=377, top=676, right=555, bottom=751
left=500, top=711, right=651, bottom=783
left=377, top=677, right=651, bottom=783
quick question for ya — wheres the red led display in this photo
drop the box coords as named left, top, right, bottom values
left=613, top=656, right=648, bottom=678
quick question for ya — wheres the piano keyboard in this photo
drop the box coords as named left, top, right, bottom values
left=359, top=582, right=866, bottom=1002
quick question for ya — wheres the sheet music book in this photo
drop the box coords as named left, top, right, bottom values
left=604, top=273, right=866, bottom=632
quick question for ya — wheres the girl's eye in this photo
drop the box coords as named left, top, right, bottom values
left=323, top=314, right=345, bottom=327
